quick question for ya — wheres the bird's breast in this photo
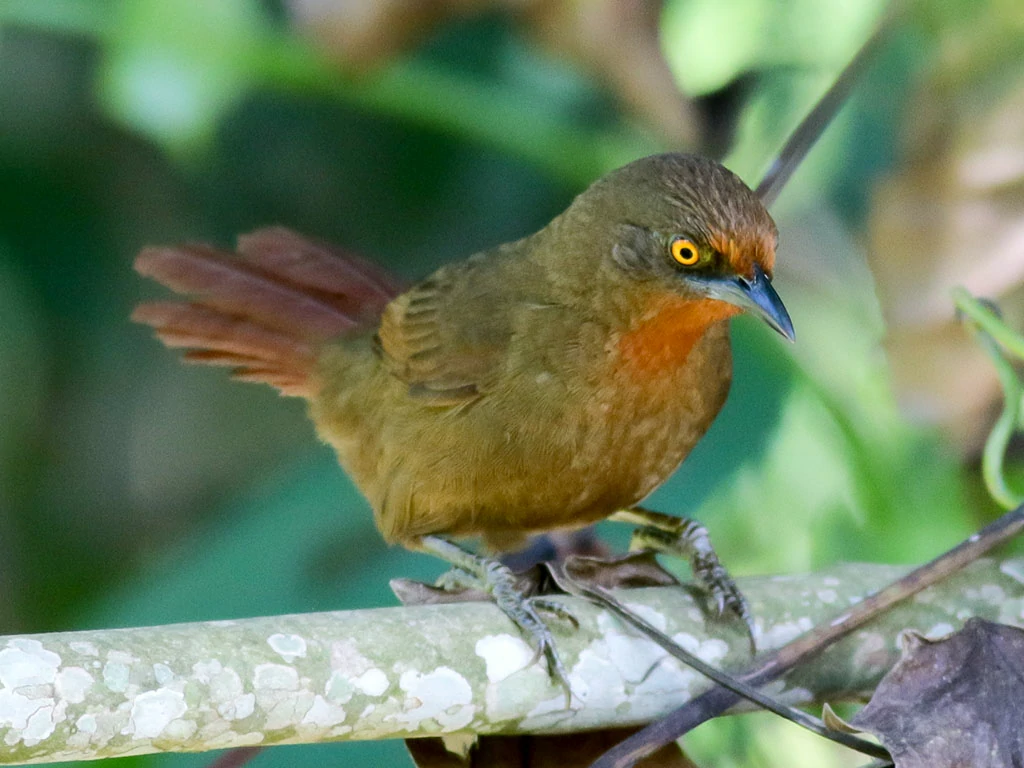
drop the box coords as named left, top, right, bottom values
left=501, top=308, right=735, bottom=531
left=614, top=295, right=740, bottom=379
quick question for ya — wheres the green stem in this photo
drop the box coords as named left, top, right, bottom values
left=952, top=288, right=1024, bottom=509
left=976, top=330, right=1021, bottom=509
left=952, top=287, right=1024, bottom=361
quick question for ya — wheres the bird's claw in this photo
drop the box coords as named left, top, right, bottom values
left=416, top=536, right=578, bottom=705
left=433, top=566, right=477, bottom=592
left=526, top=620, right=574, bottom=707
left=487, top=563, right=576, bottom=706
left=692, top=554, right=756, bottom=651
left=629, top=521, right=756, bottom=654
left=531, top=597, right=580, bottom=630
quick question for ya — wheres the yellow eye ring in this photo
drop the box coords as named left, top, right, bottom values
left=670, top=238, right=700, bottom=266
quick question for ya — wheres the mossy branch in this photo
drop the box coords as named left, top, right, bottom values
left=1, top=559, right=1023, bottom=765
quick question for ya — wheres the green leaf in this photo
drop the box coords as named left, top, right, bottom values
left=95, top=0, right=269, bottom=155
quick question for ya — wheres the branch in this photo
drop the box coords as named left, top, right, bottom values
left=591, top=500, right=1024, bottom=767
left=2, top=559, right=1023, bottom=764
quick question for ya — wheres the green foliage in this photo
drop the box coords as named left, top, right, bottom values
left=954, top=289, right=1024, bottom=510
left=97, top=0, right=269, bottom=155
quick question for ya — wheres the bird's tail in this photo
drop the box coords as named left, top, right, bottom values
left=132, top=227, right=404, bottom=398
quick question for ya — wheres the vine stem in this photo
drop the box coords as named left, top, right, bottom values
left=953, top=288, right=1024, bottom=509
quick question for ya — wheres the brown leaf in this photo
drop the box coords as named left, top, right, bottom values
left=561, top=550, right=681, bottom=590
left=392, top=548, right=675, bottom=606
left=286, top=0, right=468, bottom=69
left=517, top=0, right=703, bottom=147
left=406, top=729, right=697, bottom=767
left=390, top=567, right=542, bottom=607
left=850, top=618, right=1024, bottom=768
left=286, top=0, right=704, bottom=148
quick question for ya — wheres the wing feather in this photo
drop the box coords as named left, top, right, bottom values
left=377, top=256, right=513, bottom=403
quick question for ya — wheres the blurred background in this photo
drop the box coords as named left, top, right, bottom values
left=0, top=0, right=1022, bottom=766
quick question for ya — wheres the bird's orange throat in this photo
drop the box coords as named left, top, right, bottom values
left=615, top=296, right=738, bottom=376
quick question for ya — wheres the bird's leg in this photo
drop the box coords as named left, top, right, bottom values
left=609, top=506, right=754, bottom=644
left=432, top=566, right=478, bottom=593
left=415, top=534, right=574, bottom=701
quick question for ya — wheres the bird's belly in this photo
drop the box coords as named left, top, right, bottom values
left=514, top=376, right=719, bottom=529
left=314, top=325, right=732, bottom=549
left=372, top=405, right=697, bottom=545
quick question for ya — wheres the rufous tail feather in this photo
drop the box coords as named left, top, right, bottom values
left=132, top=227, right=404, bottom=398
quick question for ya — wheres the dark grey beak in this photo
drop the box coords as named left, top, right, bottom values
left=696, top=264, right=795, bottom=341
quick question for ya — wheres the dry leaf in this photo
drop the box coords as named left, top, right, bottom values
left=286, top=0, right=704, bottom=147
left=391, top=549, right=676, bottom=606
left=406, top=728, right=697, bottom=767
left=850, top=618, right=1024, bottom=768
left=560, top=550, right=682, bottom=590
left=287, top=0, right=461, bottom=69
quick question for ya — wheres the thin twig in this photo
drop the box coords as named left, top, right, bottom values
left=589, top=502, right=1024, bottom=768
left=554, top=568, right=889, bottom=760
left=754, top=6, right=897, bottom=205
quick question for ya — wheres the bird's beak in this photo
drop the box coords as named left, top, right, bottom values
left=697, top=264, right=795, bottom=342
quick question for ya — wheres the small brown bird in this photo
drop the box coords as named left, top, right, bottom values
left=133, top=153, right=792, bottom=687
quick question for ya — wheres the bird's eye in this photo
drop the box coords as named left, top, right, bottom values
left=670, top=237, right=700, bottom=266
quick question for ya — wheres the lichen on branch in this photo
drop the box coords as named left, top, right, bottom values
left=1, top=559, right=1023, bottom=765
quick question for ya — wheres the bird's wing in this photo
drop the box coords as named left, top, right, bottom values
left=376, top=255, right=514, bottom=405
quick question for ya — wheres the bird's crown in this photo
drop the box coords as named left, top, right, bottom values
left=577, top=153, right=777, bottom=280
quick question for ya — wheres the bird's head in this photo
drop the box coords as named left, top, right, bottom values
left=560, top=153, right=793, bottom=342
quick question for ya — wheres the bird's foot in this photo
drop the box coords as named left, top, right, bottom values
left=611, top=507, right=755, bottom=652
left=417, top=535, right=577, bottom=704
left=484, top=559, right=575, bottom=702
left=433, top=566, right=478, bottom=593
left=629, top=524, right=751, bottom=633
left=530, top=598, right=580, bottom=629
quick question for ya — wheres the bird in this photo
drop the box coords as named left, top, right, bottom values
left=132, top=152, right=793, bottom=691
